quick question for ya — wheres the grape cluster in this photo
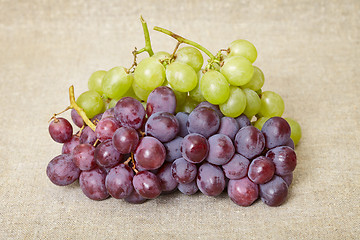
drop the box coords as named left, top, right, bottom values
left=47, top=18, right=302, bottom=207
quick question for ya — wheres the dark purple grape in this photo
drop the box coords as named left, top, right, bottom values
left=261, top=117, right=291, bottom=149
left=94, top=139, right=122, bottom=168
left=280, top=173, right=293, bottom=187
left=79, top=168, right=109, bottom=201
left=178, top=181, right=198, bottom=195
left=187, top=106, right=220, bottom=138
left=146, top=86, right=176, bottom=117
left=124, top=189, right=147, bottom=204
left=195, top=101, right=223, bottom=118
left=234, top=126, right=265, bottom=159
left=62, top=135, right=80, bottom=154
left=133, top=171, right=162, bottom=199
left=283, top=138, right=295, bottom=149
left=156, top=162, right=178, bottom=193
left=114, top=97, right=146, bottom=130
left=171, top=158, right=197, bottom=184
left=164, top=136, right=183, bottom=162
left=259, top=175, right=288, bottom=206
left=228, top=177, right=259, bottom=207
left=112, top=127, right=139, bottom=154
left=248, top=156, right=275, bottom=184
left=175, top=112, right=189, bottom=138
left=206, top=134, right=235, bottom=165
left=95, top=117, right=120, bottom=142
left=217, top=117, right=240, bottom=140
left=71, top=109, right=84, bottom=128
left=46, top=154, right=81, bottom=186
left=222, top=154, right=250, bottom=180
left=72, top=143, right=96, bottom=171
left=145, top=112, right=179, bottom=142
left=49, top=117, right=73, bottom=143
left=235, top=114, right=251, bottom=129
left=197, top=163, right=225, bottom=196
left=181, top=133, right=209, bottom=164
left=266, top=146, right=297, bottom=176
left=79, top=126, right=97, bottom=145
left=105, top=164, right=134, bottom=199
left=134, top=136, right=165, bottom=170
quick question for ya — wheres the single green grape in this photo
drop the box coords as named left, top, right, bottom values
left=166, top=62, right=198, bottom=92
left=241, top=66, right=265, bottom=91
left=175, top=47, right=204, bottom=72
left=258, top=91, right=285, bottom=117
left=285, top=118, right=302, bottom=145
left=88, top=70, right=106, bottom=95
left=108, top=99, right=118, bottom=109
left=76, top=90, right=104, bottom=119
left=253, top=117, right=270, bottom=130
left=179, top=95, right=199, bottom=113
left=228, top=39, right=257, bottom=63
left=219, top=86, right=246, bottom=118
left=132, top=81, right=152, bottom=101
left=200, top=70, right=230, bottom=105
left=189, top=71, right=206, bottom=102
left=102, top=66, right=132, bottom=99
left=243, top=88, right=261, bottom=118
left=134, top=57, right=166, bottom=91
left=152, top=51, right=171, bottom=61
left=220, top=56, right=254, bottom=86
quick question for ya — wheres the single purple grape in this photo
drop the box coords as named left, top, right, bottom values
left=217, top=117, right=240, bottom=140
left=145, top=112, right=179, bottom=143
left=222, top=154, right=250, bottom=180
left=235, top=114, right=251, bottom=129
left=114, top=97, right=146, bottom=130
left=112, top=126, right=139, bottom=154
left=163, top=136, right=183, bottom=162
left=133, top=171, right=162, bottom=199
left=228, top=177, right=259, bottom=207
left=259, top=175, right=288, bottom=207
left=105, top=164, right=134, bottom=199
left=156, top=162, right=178, bottom=193
left=134, top=136, right=166, bottom=170
left=94, top=139, right=122, bottom=168
left=206, top=134, right=235, bottom=165
left=146, top=86, right=176, bottom=117
left=72, top=143, right=96, bottom=171
left=280, top=173, right=293, bottom=187
left=124, top=190, right=147, bottom=204
left=79, top=126, right=97, bottom=145
left=79, top=168, right=109, bottom=201
left=197, top=163, right=225, bottom=197
left=181, top=133, right=209, bottom=164
left=234, top=126, right=265, bottom=159
left=248, top=156, right=275, bottom=184
left=175, top=112, right=189, bottom=138
left=178, top=181, right=198, bottom=195
left=71, top=109, right=84, bottom=128
left=261, top=117, right=291, bottom=149
left=187, top=106, right=220, bottom=138
left=46, top=154, right=80, bottom=186
left=195, top=101, right=223, bottom=118
left=62, top=135, right=80, bottom=154
left=95, top=117, right=120, bottom=142
left=49, top=117, right=73, bottom=143
left=171, top=158, right=197, bottom=184
left=266, top=146, right=297, bottom=176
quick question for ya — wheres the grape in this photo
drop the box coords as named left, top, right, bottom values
left=72, top=143, right=96, bottom=171
left=95, top=117, right=120, bottom=142
left=258, top=91, right=285, bottom=117
left=114, top=97, right=146, bottom=130
left=189, top=71, right=206, bottom=103
left=285, top=118, right=302, bottom=146
left=266, top=146, right=297, bottom=176
left=91, top=113, right=103, bottom=124
left=105, top=164, right=134, bottom=199
left=166, top=62, right=198, bottom=92
left=181, top=133, right=209, bottom=164
left=124, top=190, right=147, bottom=204
left=79, top=126, right=97, bottom=145
left=261, top=117, right=291, bottom=149
left=132, top=81, right=152, bottom=101
left=62, top=135, right=80, bottom=154
left=175, top=46, right=204, bottom=72
left=76, top=90, right=104, bottom=119
left=134, top=136, right=166, bottom=170
left=243, top=88, right=261, bottom=118
left=220, top=56, right=254, bottom=86
left=88, top=70, right=106, bottom=95
left=227, top=177, right=258, bottom=207
left=179, top=96, right=199, bottom=113
left=46, top=154, right=81, bottom=186
left=101, top=108, right=115, bottom=120
left=171, top=158, right=197, bottom=184
left=217, top=117, right=240, bottom=140
left=71, top=109, right=84, bottom=128
left=152, top=51, right=171, bottom=61
left=253, top=117, right=269, bottom=130
left=219, top=86, right=247, bottom=118
left=235, top=114, right=251, bottom=129
left=79, top=168, right=109, bottom=201
left=259, top=175, right=288, bottom=207
left=112, top=127, right=139, bottom=154
left=49, top=117, right=73, bottom=143
left=95, top=139, right=122, bottom=168
left=163, top=136, right=183, bottom=162
left=156, top=162, right=178, bottom=193
left=222, top=154, right=250, bottom=180
left=102, top=67, right=133, bottom=99
left=145, top=112, right=179, bottom=143
left=195, top=101, right=223, bottom=118
left=146, top=86, right=176, bottom=117
left=228, top=39, right=257, bottom=63
left=241, top=66, right=264, bottom=91
left=178, top=181, right=198, bottom=195
left=234, top=126, right=265, bottom=159
left=134, top=57, right=165, bottom=90
left=200, top=70, right=230, bottom=105
left=187, top=106, right=220, bottom=138
left=175, top=112, right=189, bottom=138
left=108, top=99, right=118, bottom=109
left=206, top=134, right=235, bottom=165
left=284, top=138, right=295, bottom=149
left=248, top=156, right=275, bottom=184
left=197, top=163, right=225, bottom=197
left=133, top=171, right=162, bottom=199
left=162, top=79, right=188, bottom=112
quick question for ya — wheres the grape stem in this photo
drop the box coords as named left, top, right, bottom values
left=135, top=16, right=154, bottom=57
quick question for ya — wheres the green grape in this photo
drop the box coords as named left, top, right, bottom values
left=179, top=95, right=199, bottom=113
left=219, top=86, right=246, bottom=118
left=285, top=118, right=302, bottom=145
left=76, top=90, right=104, bottom=119
left=258, top=91, right=285, bottom=117
left=163, top=79, right=187, bottom=110
left=189, top=71, right=206, bottom=102
left=132, top=81, right=152, bottom=101
left=166, top=62, right=197, bottom=92
left=134, top=57, right=166, bottom=90
left=220, top=56, right=254, bottom=86
left=108, top=99, right=118, bottom=109
left=241, top=66, right=265, bottom=91
left=175, top=47, right=204, bottom=72
left=88, top=70, right=106, bottom=95
left=243, top=88, right=261, bottom=118
left=152, top=51, right=171, bottom=61
left=253, top=117, right=270, bottom=130
left=102, top=66, right=132, bottom=99
left=200, top=70, right=230, bottom=105
left=121, top=77, right=141, bottom=101
left=228, top=39, right=257, bottom=63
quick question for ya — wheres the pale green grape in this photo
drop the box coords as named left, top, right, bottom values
left=175, top=47, right=204, bottom=72
left=241, top=66, right=264, bottom=91
left=166, top=62, right=197, bottom=92
left=200, top=70, right=230, bottom=105
left=152, top=51, right=171, bottom=61
left=108, top=99, right=118, bottom=109
left=220, top=56, right=254, bottom=86
left=88, top=70, right=106, bottom=95
left=134, top=57, right=166, bottom=90
left=179, top=96, right=199, bottom=113
left=102, top=66, right=132, bottom=99
left=132, top=81, right=152, bottom=101
left=76, top=90, right=104, bottom=119
left=219, top=86, right=246, bottom=118
left=258, top=91, right=285, bottom=117
left=243, top=88, right=261, bottom=118
left=253, top=117, right=270, bottom=130
left=122, top=82, right=141, bottom=101
left=189, top=71, right=206, bottom=102
left=285, top=118, right=302, bottom=145
left=228, top=39, right=257, bottom=63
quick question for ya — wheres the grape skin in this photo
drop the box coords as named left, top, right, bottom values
left=187, top=106, right=220, bottom=138
left=146, top=86, right=176, bottom=117
left=234, top=126, right=265, bottom=160
left=206, top=134, right=235, bottom=165
left=134, top=136, right=166, bottom=170
left=124, top=189, right=147, bottom=204
left=95, top=117, right=120, bottom=142
left=134, top=57, right=166, bottom=91
left=200, top=70, right=230, bottom=105
left=266, top=146, right=297, bottom=176
left=175, top=46, right=204, bottom=72
left=217, top=117, right=240, bottom=141
left=171, top=158, right=197, bottom=184
left=105, top=164, right=134, bottom=199
left=133, top=171, right=162, bottom=199
left=145, top=112, right=179, bottom=143
left=114, top=97, right=146, bottom=130
left=71, top=109, right=84, bottom=128
left=62, top=135, right=80, bottom=154
left=94, top=139, right=122, bottom=168
left=197, top=163, right=226, bottom=197
left=72, top=143, right=96, bottom=171
left=259, top=175, right=288, bottom=207
left=157, top=162, right=178, bottom=193
left=79, top=168, right=109, bottom=201
left=178, top=181, right=198, bottom=195
left=112, top=126, right=139, bottom=154
left=46, top=154, right=81, bottom=186
left=79, top=126, right=97, bottom=145
left=49, top=118, right=73, bottom=143
left=235, top=114, right=251, bottom=129
left=222, top=154, right=250, bottom=180
left=181, top=133, right=209, bottom=164
left=228, top=177, right=259, bottom=207
left=248, top=156, right=275, bottom=184
left=163, top=136, right=183, bottom=162
left=261, top=117, right=291, bottom=149
left=76, top=90, right=104, bottom=119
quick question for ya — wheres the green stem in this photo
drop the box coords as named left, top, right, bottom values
left=140, top=16, right=154, bottom=56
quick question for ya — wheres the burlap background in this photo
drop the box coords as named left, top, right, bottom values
left=0, top=0, right=359, bottom=239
